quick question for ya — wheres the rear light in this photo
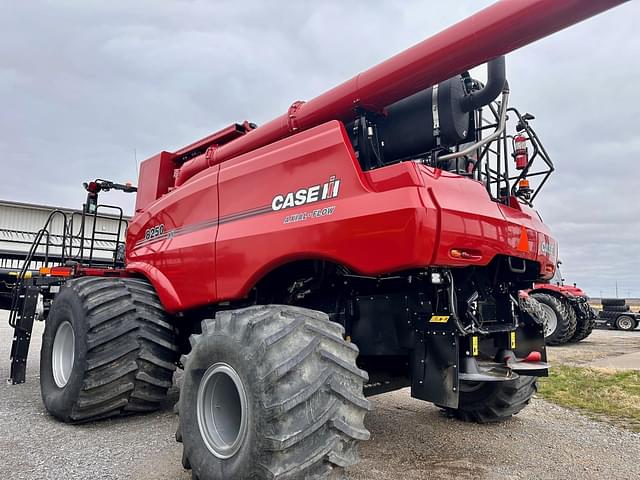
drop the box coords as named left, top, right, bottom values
left=40, top=266, right=73, bottom=277
left=449, top=248, right=482, bottom=261
left=513, top=134, right=528, bottom=170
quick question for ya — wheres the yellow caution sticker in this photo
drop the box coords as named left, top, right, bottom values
left=8, top=271, right=31, bottom=278
left=510, top=331, right=517, bottom=349
left=430, top=315, right=450, bottom=323
left=472, top=336, right=479, bottom=356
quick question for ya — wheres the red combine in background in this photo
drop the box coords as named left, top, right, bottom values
left=6, top=1, right=629, bottom=478
left=529, top=261, right=597, bottom=345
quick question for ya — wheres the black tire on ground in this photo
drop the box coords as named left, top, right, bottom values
left=615, top=315, right=638, bottom=331
left=177, top=305, right=370, bottom=480
left=530, top=293, right=576, bottom=346
left=40, top=277, right=179, bottom=423
left=444, top=376, right=537, bottom=423
left=602, top=305, right=630, bottom=312
left=568, top=305, right=596, bottom=343
left=601, top=298, right=626, bottom=307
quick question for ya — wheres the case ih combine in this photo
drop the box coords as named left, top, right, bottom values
left=6, top=1, right=628, bottom=478
left=529, top=261, right=597, bottom=345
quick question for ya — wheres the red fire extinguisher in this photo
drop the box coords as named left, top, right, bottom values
left=513, top=135, right=528, bottom=170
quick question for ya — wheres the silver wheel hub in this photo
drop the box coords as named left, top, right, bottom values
left=52, top=321, right=75, bottom=388
left=618, top=317, right=633, bottom=330
left=539, top=303, right=557, bottom=338
left=197, top=363, right=248, bottom=459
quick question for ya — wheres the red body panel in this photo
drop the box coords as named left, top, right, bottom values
left=126, top=122, right=557, bottom=312
left=127, top=170, right=220, bottom=311
left=532, top=283, right=587, bottom=298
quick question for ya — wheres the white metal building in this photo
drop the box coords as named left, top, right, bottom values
left=0, top=199, right=130, bottom=270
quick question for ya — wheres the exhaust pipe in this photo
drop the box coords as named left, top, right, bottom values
left=461, top=56, right=506, bottom=112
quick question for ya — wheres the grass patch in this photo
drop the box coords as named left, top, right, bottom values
left=537, top=365, right=640, bottom=432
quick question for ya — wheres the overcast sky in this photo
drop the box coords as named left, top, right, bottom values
left=1, top=1, right=638, bottom=297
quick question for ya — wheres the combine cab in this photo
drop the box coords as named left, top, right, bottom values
left=5, top=1, right=629, bottom=479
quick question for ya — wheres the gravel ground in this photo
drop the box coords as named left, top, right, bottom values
left=1, top=311, right=639, bottom=480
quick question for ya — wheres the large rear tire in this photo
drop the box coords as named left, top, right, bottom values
left=177, top=305, right=370, bottom=480
left=568, top=303, right=596, bottom=343
left=444, top=376, right=537, bottom=423
left=40, top=277, right=179, bottom=423
left=530, top=293, right=576, bottom=346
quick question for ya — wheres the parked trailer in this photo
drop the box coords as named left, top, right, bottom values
left=6, top=1, right=629, bottom=479
left=598, top=298, right=640, bottom=331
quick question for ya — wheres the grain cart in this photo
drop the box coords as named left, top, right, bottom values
left=6, top=1, right=628, bottom=479
left=530, top=261, right=597, bottom=345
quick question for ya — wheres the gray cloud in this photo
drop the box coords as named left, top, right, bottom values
left=1, top=0, right=638, bottom=296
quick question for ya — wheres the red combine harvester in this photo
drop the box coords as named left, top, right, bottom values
left=529, top=261, right=597, bottom=345
left=7, top=1, right=628, bottom=478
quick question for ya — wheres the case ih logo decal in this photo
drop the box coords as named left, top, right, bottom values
left=271, top=176, right=340, bottom=211
left=540, top=240, right=555, bottom=257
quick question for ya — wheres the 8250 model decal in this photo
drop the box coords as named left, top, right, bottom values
left=271, top=176, right=340, bottom=211
left=145, top=224, right=165, bottom=240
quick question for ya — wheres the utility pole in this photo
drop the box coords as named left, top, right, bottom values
left=615, top=281, right=619, bottom=298
left=134, top=148, right=138, bottom=181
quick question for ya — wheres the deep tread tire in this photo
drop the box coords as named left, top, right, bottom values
left=569, top=307, right=596, bottom=342
left=602, top=305, right=630, bottom=312
left=530, top=293, right=576, bottom=346
left=444, top=376, right=537, bottom=423
left=178, top=305, right=370, bottom=480
left=40, top=277, right=178, bottom=422
left=601, top=298, right=625, bottom=307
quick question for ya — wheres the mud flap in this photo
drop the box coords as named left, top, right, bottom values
left=9, top=285, right=40, bottom=384
left=514, top=315, right=548, bottom=376
left=411, top=331, right=459, bottom=408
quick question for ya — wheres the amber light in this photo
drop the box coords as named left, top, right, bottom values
left=40, top=266, right=73, bottom=277
left=450, top=249, right=482, bottom=260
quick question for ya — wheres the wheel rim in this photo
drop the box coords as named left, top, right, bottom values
left=539, top=303, right=558, bottom=337
left=52, top=321, right=75, bottom=388
left=617, top=317, right=633, bottom=330
left=197, top=363, right=248, bottom=459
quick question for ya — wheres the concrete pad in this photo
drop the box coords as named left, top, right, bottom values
left=589, top=351, right=640, bottom=370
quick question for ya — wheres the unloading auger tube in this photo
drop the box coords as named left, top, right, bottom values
left=173, top=0, right=626, bottom=187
